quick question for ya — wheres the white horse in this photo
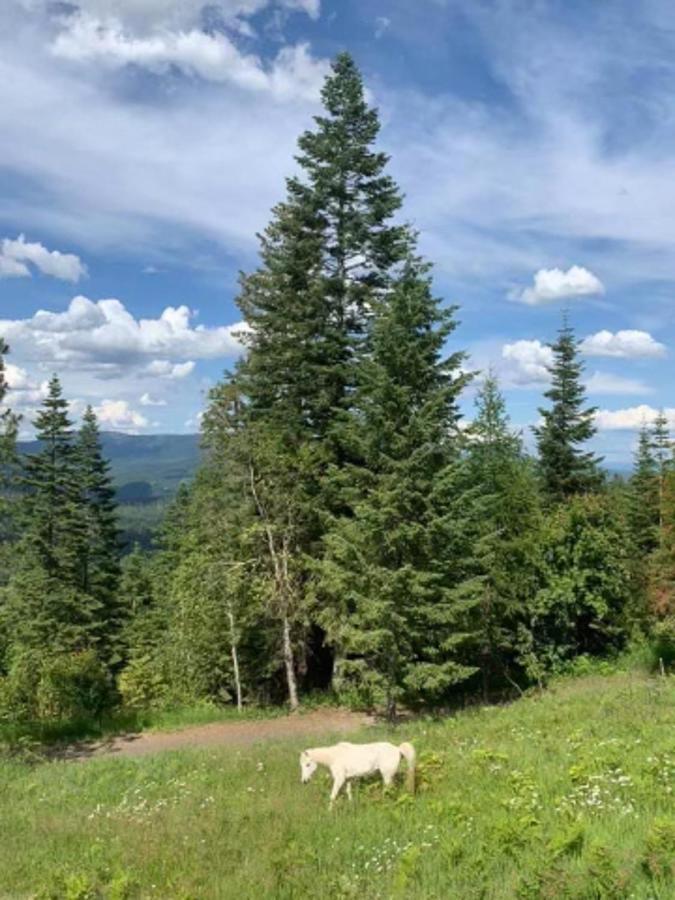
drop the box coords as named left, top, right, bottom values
left=299, top=741, right=416, bottom=808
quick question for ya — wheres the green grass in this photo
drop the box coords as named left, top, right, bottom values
left=1, top=672, right=673, bottom=899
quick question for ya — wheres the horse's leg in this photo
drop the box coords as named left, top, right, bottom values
left=380, top=765, right=396, bottom=794
left=329, top=770, right=345, bottom=810
left=346, top=781, right=353, bottom=802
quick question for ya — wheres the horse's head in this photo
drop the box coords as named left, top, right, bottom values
left=299, top=750, right=317, bottom=783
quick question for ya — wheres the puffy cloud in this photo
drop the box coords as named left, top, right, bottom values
left=595, top=406, right=675, bottom=430
left=93, top=398, right=149, bottom=431
left=501, top=339, right=553, bottom=385
left=0, top=235, right=86, bottom=282
left=2, top=363, right=47, bottom=408
left=145, top=360, right=195, bottom=379
left=585, top=372, right=652, bottom=396
left=580, top=329, right=667, bottom=359
left=515, top=266, right=604, bottom=306
left=0, top=296, right=246, bottom=374
left=140, top=392, right=167, bottom=406
left=51, top=15, right=328, bottom=100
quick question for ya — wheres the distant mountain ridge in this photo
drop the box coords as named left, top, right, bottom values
left=18, top=432, right=201, bottom=503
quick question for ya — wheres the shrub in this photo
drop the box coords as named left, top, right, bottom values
left=651, top=617, right=675, bottom=670
left=118, top=655, right=170, bottom=710
left=0, top=650, right=111, bottom=723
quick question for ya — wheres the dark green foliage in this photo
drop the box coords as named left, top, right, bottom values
left=320, top=255, right=474, bottom=715
left=0, top=338, right=20, bottom=586
left=534, top=318, right=602, bottom=501
left=21, top=376, right=84, bottom=583
left=75, top=407, right=122, bottom=663
left=518, top=494, right=633, bottom=681
left=462, top=374, right=543, bottom=697
left=628, top=426, right=659, bottom=556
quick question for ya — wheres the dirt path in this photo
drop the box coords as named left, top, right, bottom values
left=55, top=708, right=374, bottom=762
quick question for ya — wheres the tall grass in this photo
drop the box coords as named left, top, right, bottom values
left=1, top=671, right=673, bottom=898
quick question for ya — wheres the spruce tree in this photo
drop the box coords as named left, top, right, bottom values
left=320, top=254, right=473, bottom=717
left=628, top=425, right=659, bottom=557
left=534, top=317, right=602, bottom=501
left=463, top=374, right=542, bottom=698
left=0, top=338, right=20, bottom=582
left=651, top=410, right=673, bottom=538
left=221, top=53, right=426, bottom=706
left=75, top=407, right=121, bottom=663
left=22, top=375, right=84, bottom=583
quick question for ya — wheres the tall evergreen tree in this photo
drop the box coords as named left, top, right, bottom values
left=75, top=407, right=121, bottom=662
left=220, top=53, right=428, bottom=706
left=628, top=425, right=659, bottom=557
left=651, top=410, right=672, bottom=538
left=534, top=317, right=602, bottom=501
left=22, top=375, right=84, bottom=583
left=463, top=374, right=542, bottom=698
left=0, top=338, right=20, bottom=580
left=320, top=254, right=473, bottom=717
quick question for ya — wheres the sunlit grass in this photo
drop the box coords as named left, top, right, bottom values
left=1, top=671, right=673, bottom=898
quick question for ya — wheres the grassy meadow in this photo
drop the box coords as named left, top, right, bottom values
left=1, top=670, right=674, bottom=899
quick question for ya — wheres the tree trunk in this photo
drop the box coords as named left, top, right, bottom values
left=282, top=613, right=299, bottom=712
left=227, top=606, right=243, bottom=712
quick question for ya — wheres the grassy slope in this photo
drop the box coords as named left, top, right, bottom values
left=1, top=672, right=673, bottom=899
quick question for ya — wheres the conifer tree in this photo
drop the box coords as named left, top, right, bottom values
left=651, top=410, right=672, bottom=538
left=320, top=255, right=473, bottom=717
left=75, top=407, right=121, bottom=662
left=22, top=375, right=84, bottom=583
left=0, top=338, right=20, bottom=582
left=628, top=425, right=659, bottom=557
left=463, top=374, right=542, bottom=698
left=534, top=317, right=602, bottom=501
left=222, top=53, right=428, bottom=706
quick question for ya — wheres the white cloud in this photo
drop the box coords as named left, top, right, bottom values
left=51, top=14, right=327, bottom=100
left=585, top=371, right=652, bottom=396
left=0, top=296, right=246, bottom=373
left=59, top=1, right=320, bottom=32
left=501, top=339, right=553, bottom=385
left=375, top=16, right=391, bottom=39
left=93, top=398, right=149, bottom=432
left=140, top=392, right=167, bottom=406
left=515, top=266, right=604, bottom=306
left=580, top=329, right=667, bottom=359
left=595, top=406, right=675, bottom=431
left=0, top=235, right=86, bottom=282
left=145, top=360, right=195, bottom=379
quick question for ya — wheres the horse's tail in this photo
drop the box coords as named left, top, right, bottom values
left=398, top=742, right=416, bottom=793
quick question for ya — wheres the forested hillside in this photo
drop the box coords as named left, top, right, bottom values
left=0, top=55, right=674, bottom=729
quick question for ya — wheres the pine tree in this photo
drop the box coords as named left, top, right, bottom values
left=651, top=410, right=673, bottom=539
left=320, top=254, right=473, bottom=717
left=221, top=53, right=426, bottom=707
left=75, top=407, right=121, bottom=663
left=22, top=375, right=85, bottom=583
left=628, top=425, right=659, bottom=557
left=463, top=374, right=543, bottom=698
left=534, top=316, right=602, bottom=501
left=0, top=338, right=20, bottom=583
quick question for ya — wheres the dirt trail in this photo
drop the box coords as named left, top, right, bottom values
left=56, top=708, right=374, bottom=762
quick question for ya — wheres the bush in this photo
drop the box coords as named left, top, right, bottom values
left=118, top=655, right=170, bottom=710
left=0, top=650, right=111, bottom=723
left=651, top=617, right=675, bottom=671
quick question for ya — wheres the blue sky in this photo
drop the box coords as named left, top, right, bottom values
left=1, top=0, right=674, bottom=465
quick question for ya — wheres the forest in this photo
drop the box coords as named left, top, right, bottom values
left=0, top=54, right=673, bottom=730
